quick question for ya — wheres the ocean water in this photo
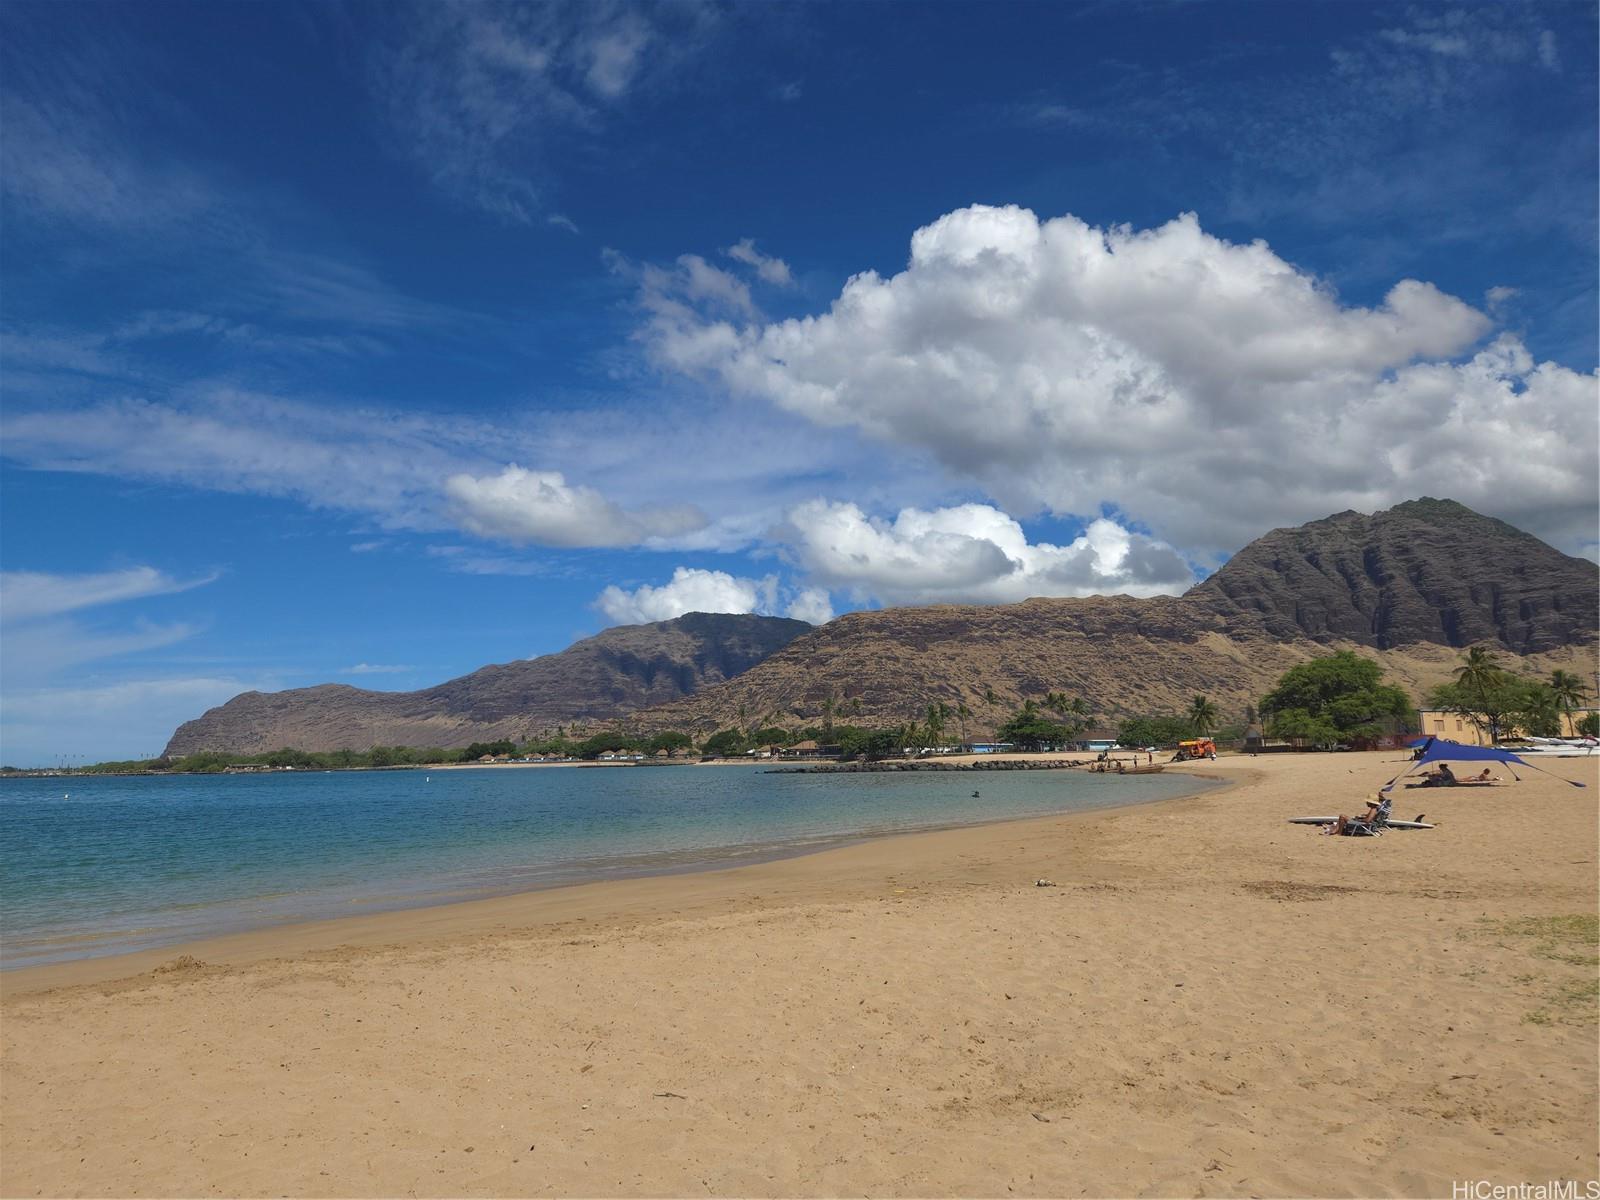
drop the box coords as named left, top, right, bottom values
left=0, top=763, right=1212, bottom=969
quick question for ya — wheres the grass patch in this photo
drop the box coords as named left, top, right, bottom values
left=1471, top=915, right=1599, bottom=1026
left=1481, top=914, right=1599, bottom=967
left=1523, top=977, right=1599, bottom=1027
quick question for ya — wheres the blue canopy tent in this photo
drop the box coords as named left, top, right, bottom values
left=1382, top=739, right=1586, bottom=791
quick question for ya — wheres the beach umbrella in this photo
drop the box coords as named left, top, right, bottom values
left=1381, top=738, right=1586, bottom=791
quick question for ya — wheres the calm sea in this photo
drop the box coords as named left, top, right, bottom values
left=0, top=763, right=1211, bottom=969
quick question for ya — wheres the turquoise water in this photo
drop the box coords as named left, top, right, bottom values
left=0, top=764, right=1212, bottom=968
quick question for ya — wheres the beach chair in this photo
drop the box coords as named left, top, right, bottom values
left=1344, top=795, right=1393, bottom=836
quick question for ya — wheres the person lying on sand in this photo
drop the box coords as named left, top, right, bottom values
left=1409, top=764, right=1499, bottom=788
left=1406, top=763, right=1458, bottom=787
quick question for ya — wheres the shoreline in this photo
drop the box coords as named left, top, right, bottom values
left=2, top=748, right=1179, bottom=778
left=0, top=764, right=1228, bottom=996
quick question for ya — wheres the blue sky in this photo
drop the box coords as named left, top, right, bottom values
left=2, top=0, right=1596, bottom=765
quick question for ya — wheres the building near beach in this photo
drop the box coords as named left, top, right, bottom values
left=1415, top=707, right=1599, bottom=746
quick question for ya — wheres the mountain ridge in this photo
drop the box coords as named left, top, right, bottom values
left=164, top=499, right=1598, bottom=753
left=164, top=613, right=813, bottom=755
left=631, top=498, right=1597, bottom=734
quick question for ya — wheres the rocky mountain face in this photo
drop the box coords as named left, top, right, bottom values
left=1186, top=499, right=1596, bottom=653
left=633, top=499, right=1598, bottom=736
left=164, top=613, right=813, bottom=755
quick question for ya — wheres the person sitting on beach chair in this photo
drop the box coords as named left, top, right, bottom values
left=1325, top=794, right=1392, bottom=837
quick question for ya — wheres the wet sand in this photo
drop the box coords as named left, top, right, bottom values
left=2, top=752, right=1596, bottom=1197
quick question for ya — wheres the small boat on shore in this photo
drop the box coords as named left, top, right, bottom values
left=1508, top=737, right=1598, bottom=757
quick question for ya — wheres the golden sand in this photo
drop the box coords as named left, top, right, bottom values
left=2, top=751, right=1596, bottom=1197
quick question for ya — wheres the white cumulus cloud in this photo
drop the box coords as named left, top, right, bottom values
left=595, top=567, right=777, bottom=626
left=784, top=501, right=1195, bottom=606
left=445, top=465, right=706, bottom=548
left=784, top=586, right=834, bottom=625
left=638, top=204, right=1599, bottom=554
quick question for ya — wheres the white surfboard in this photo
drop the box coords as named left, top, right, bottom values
left=1287, top=816, right=1435, bottom=829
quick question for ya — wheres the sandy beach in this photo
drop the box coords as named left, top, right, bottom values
left=2, top=751, right=1596, bottom=1198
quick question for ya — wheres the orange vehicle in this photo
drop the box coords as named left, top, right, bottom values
left=1174, top=738, right=1217, bottom=761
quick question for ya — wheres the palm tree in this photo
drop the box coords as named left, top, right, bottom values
left=925, top=703, right=947, bottom=748
left=956, top=702, right=972, bottom=746
left=1549, top=670, right=1591, bottom=735
left=1067, top=695, right=1091, bottom=737
left=1454, top=647, right=1503, bottom=697
left=1188, top=695, right=1218, bottom=737
left=1453, top=647, right=1510, bottom=742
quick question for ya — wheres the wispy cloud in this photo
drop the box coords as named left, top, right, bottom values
left=0, top=391, right=484, bottom=533
left=339, top=662, right=415, bottom=675
left=0, top=380, right=928, bottom=556
left=725, top=238, right=794, bottom=287
left=1376, top=10, right=1561, bottom=70
left=0, top=619, right=204, bottom=684
left=426, top=545, right=561, bottom=578
left=367, top=1, right=722, bottom=223
left=0, top=565, right=218, bottom=723
left=247, top=250, right=466, bottom=333
left=0, top=92, right=222, bottom=234
left=0, top=567, right=218, bottom=622
left=1, top=12, right=474, bottom=384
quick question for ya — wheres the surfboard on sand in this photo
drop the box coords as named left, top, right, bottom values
left=1287, top=816, right=1436, bottom=829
